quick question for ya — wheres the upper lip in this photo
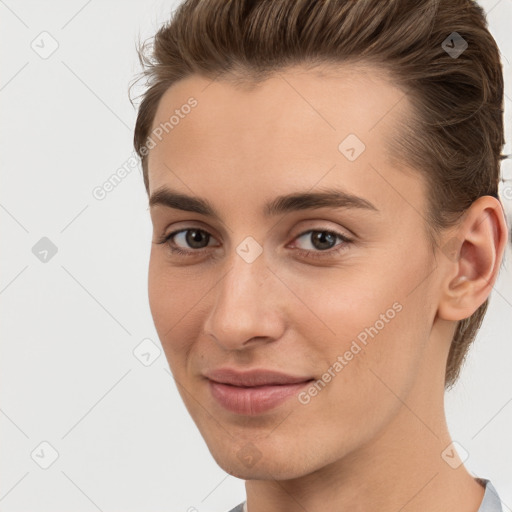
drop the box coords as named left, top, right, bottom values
left=204, top=368, right=314, bottom=387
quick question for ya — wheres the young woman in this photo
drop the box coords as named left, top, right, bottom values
left=131, top=1, right=509, bottom=510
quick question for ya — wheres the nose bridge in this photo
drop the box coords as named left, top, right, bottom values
left=204, top=247, right=281, bottom=347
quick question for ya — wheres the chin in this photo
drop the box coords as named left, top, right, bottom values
left=207, top=440, right=322, bottom=481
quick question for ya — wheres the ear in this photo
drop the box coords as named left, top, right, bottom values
left=437, top=195, right=508, bottom=322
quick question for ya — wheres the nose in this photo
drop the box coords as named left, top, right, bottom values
left=202, top=248, right=285, bottom=351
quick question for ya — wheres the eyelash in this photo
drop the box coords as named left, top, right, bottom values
left=155, top=227, right=353, bottom=260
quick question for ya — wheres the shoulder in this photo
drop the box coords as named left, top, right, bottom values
left=224, top=502, right=245, bottom=512
left=222, top=480, right=505, bottom=512
left=477, top=478, right=504, bottom=512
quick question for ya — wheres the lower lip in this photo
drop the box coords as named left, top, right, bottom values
left=208, top=379, right=313, bottom=415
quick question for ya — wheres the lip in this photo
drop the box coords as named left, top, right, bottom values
left=204, top=368, right=314, bottom=415
left=204, top=367, right=314, bottom=386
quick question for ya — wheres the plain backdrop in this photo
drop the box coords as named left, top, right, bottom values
left=1, top=1, right=511, bottom=511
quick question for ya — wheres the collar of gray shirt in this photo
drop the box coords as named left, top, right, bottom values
left=225, top=477, right=503, bottom=512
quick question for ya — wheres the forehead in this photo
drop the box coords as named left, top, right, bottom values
left=147, top=64, right=423, bottom=218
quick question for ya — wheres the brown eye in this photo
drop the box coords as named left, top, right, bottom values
left=294, top=229, right=349, bottom=251
left=291, top=229, right=353, bottom=260
left=306, top=231, right=337, bottom=250
left=156, top=228, right=218, bottom=257
left=177, top=229, right=211, bottom=249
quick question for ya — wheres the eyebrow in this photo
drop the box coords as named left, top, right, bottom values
left=149, top=186, right=379, bottom=218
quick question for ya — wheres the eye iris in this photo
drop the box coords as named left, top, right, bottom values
left=186, top=229, right=209, bottom=249
left=312, top=231, right=336, bottom=250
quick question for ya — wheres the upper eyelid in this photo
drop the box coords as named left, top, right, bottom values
left=158, top=209, right=359, bottom=237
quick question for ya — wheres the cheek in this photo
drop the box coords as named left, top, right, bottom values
left=288, top=254, right=430, bottom=407
left=148, top=253, right=192, bottom=351
left=148, top=253, right=171, bottom=331
left=148, top=251, right=215, bottom=365
left=315, top=297, right=427, bottom=452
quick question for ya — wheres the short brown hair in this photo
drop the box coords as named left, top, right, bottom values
left=130, top=0, right=508, bottom=390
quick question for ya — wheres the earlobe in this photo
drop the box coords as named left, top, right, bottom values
left=437, top=196, right=508, bottom=322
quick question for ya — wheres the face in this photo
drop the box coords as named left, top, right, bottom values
left=146, top=65, right=445, bottom=479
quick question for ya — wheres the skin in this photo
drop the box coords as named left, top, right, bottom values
left=146, top=64, right=508, bottom=512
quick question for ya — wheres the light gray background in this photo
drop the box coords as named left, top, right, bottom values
left=1, top=1, right=511, bottom=511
